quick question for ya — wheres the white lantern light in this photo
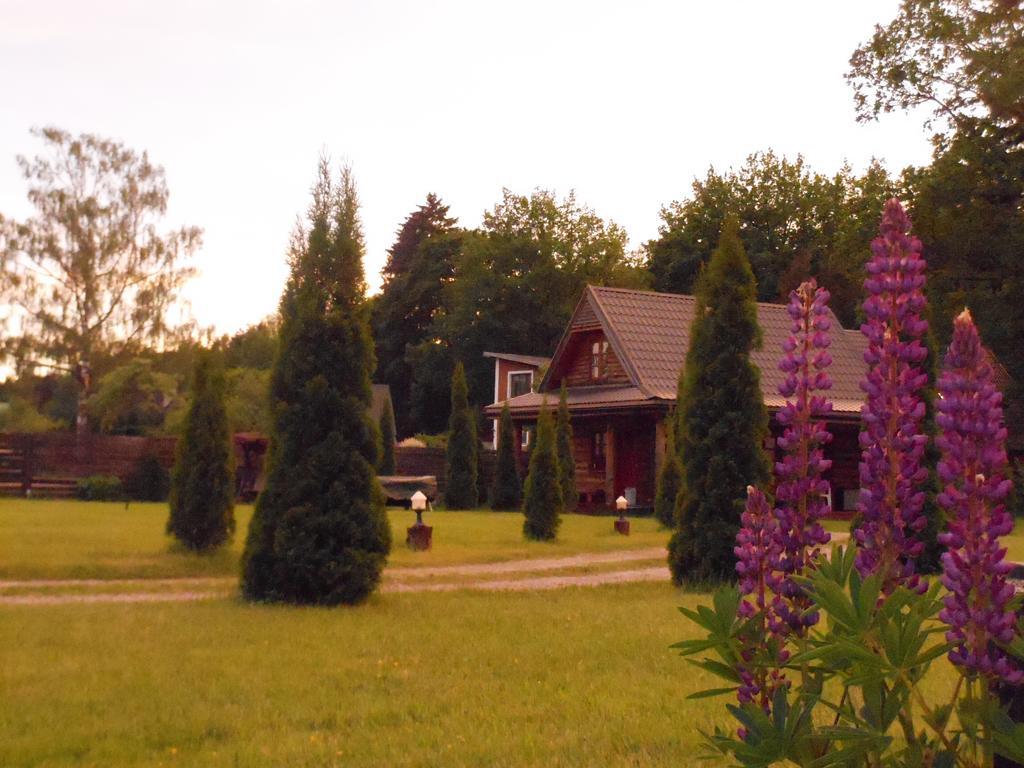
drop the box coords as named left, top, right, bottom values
left=411, top=491, right=427, bottom=511
left=616, top=495, right=628, bottom=512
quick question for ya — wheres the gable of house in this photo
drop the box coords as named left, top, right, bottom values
left=492, top=285, right=869, bottom=417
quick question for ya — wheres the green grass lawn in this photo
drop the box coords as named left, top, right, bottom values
left=1, top=583, right=722, bottom=768
left=0, top=499, right=668, bottom=580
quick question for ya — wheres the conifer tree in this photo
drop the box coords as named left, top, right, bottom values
left=377, top=391, right=396, bottom=475
left=654, top=417, right=683, bottom=528
left=522, top=404, right=562, bottom=540
left=167, top=350, right=235, bottom=551
left=241, top=160, right=390, bottom=605
left=473, top=408, right=489, bottom=505
left=555, top=383, right=577, bottom=512
left=668, top=216, right=770, bottom=584
left=491, top=402, right=521, bottom=510
left=444, top=362, right=478, bottom=509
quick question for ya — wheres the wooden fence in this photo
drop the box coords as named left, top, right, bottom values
left=0, top=432, right=497, bottom=499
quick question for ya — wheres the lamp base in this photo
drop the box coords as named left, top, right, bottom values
left=407, top=523, right=433, bottom=551
left=614, top=518, right=630, bottom=536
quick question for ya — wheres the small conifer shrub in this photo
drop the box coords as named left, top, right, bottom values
left=555, top=383, right=577, bottom=512
left=167, top=351, right=235, bottom=552
left=522, top=404, right=562, bottom=540
left=490, top=402, right=521, bottom=510
left=444, top=362, right=478, bottom=509
left=377, top=391, right=396, bottom=475
left=668, top=216, right=770, bottom=584
left=125, top=454, right=171, bottom=501
left=653, top=418, right=682, bottom=528
left=241, top=162, right=390, bottom=605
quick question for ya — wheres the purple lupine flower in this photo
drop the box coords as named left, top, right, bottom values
left=734, top=486, right=788, bottom=711
left=854, top=199, right=931, bottom=594
left=773, top=279, right=833, bottom=633
left=936, top=309, right=1020, bottom=685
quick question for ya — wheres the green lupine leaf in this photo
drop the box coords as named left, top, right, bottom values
left=686, top=686, right=739, bottom=700
left=687, top=657, right=742, bottom=683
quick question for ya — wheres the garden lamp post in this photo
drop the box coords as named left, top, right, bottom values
left=614, top=495, right=630, bottom=535
left=407, top=490, right=433, bottom=551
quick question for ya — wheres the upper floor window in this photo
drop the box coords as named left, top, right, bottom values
left=591, top=340, right=609, bottom=380
left=508, top=371, right=533, bottom=398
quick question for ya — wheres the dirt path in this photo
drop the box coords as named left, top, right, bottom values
left=0, top=590, right=234, bottom=606
left=387, top=546, right=666, bottom=579
left=0, top=548, right=669, bottom=606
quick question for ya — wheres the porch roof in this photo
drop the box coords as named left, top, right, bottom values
left=483, top=385, right=661, bottom=417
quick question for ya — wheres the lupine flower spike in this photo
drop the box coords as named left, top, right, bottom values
left=936, top=309, right=1020, bottom=685
left=773, top=279, right=833, bottom=633
left=855, top=199, right=931, bottom=594
left=734, top=485, right=788, bottom=711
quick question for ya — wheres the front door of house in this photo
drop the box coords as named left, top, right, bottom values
left=614, top=423, right=654, bottom=504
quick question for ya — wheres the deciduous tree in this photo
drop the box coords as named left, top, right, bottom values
left=0, top=127, right=200, bottom=432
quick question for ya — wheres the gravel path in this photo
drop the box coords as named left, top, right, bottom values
left=0, top=590, right=233, bottom=606
left=0, top=548, right=669, bottom=605
left=387, top=546, right=666, bottom=579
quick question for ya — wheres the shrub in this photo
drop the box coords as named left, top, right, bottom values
left=444, top=362, right=478, bottom=509
left=241, top=162, right=390, bottom=605
left=653, top=418, right=682, bottom=528
left=522, top=404, right=562, bottom=540
left=555, top=383, right=576, bottom=512
left=75, top=475, right=124, bottom=501
left=124, top=454, right=171, bottom=502
left=668, top=215, right=769, bottom=584
left=377, top=391, right=397, bottom=475
left=167, top=351, right=235, bottom=552
left=490, top=402, right=521, bottom=510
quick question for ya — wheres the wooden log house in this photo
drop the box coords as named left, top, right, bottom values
left=483, top=285, right=870, bottom=514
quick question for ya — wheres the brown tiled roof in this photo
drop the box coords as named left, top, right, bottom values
left=581, top=286, right=867, bottom=413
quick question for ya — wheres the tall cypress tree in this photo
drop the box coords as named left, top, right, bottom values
left=522, top=404, right=562, bottom=540
left=668, top=216, right=770, bottom=584
left=377, top=391, right=396, bottom=475
left=167, top=350, right=235, bottom=551
left=654, top=417, right=683, bottom=529
left=241, top=160, right=390, bottom=605
left=555, top=383, right=577, bottom=512
left=444, top=362, right=478, bottom=509
left=491, top=402, right=521, bottom=510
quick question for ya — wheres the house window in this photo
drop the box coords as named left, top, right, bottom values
left=520, top=426, right=533, bottom=450
left=590, top=431, right=606, bottom=471
left=591, top=340, right=609, bottom=380
left=508, top=371, right=533, bottom=398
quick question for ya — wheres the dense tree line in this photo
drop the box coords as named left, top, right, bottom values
left=371, top=188, right=646, bottom=437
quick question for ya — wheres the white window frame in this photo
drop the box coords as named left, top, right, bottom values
left=520, top=426, right=532, bottom=450
left=507, top=369, right=534, bottom=399
left=590, top=340, right=609, bottom=380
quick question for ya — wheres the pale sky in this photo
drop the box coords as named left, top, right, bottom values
left=0, top=0, right=936, bottom=337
